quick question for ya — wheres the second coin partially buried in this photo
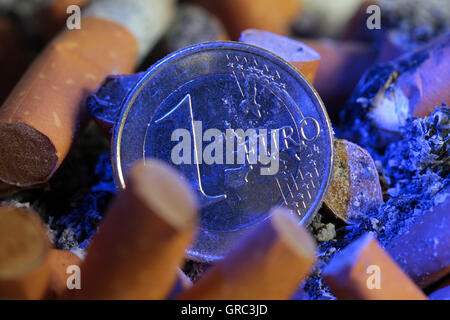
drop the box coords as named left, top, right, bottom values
left=112, top=41, right=334, bottom=261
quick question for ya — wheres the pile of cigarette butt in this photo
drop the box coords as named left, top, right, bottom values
left=0, top=0, right=449, bottom=300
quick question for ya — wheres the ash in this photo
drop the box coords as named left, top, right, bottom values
left=303, top=105, right=449, bottom=300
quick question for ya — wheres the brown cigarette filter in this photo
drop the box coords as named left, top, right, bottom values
left=323, top=139, right=382, bottom=223
left=386, top=189, right=450, bottom=288
left=196, top=0, right=302, bottom=40
left=240, top=29, right=320, bottom=83
left=0, top=0, right=175, bottom=188
left=46, top=249, right=82, bottom=299
left=0, top=206, right=50, bottom=300
left=0, top=15, right=138, bottom=187
left=69, top=160, right=198, bottom=300
left=323, top=234, right=427, bottom=300
left=179, top=208, right=317, bottom=300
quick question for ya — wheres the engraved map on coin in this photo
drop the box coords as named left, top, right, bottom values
left=113, top=42, right=334, bottom=261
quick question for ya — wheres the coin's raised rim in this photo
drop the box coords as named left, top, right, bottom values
left=112, top=41, right=334, bottom=259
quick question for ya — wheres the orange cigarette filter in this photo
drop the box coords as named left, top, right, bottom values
left=240, top=29, right=320, bottom=83
left=0, top=16, right=137, bottom=187
left=196, top=0, right=302, bottom=40
left=46, top=249, right=82, bottom=299
left=323, top=234, right=427, bottom=300
left=386, top=189, right=450, bottom=288
left=179, top=208, right=317, bottom=300
left=69, top=160, right=198, bottom=300
left=0, top=0, right=176, bottom=188
left=0, top=206, right=50, bottom=300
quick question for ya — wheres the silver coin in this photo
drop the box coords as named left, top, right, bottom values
left=112, top=41, right=334, bottom=262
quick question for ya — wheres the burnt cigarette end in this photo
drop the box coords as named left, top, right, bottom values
left=323, top=139, right=383, bottom=223
left=0, top=123, right=58, bottom=187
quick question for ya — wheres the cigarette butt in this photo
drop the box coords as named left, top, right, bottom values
left=429, top=285, right=450, bottom=300
left=69, top=159, right=198, bottom=300
left=164, top=4, right=229, bottom=53
left=299, top=38, right=377, bottom=115
left=0, top=206, right=50, bottom=300
left=46, top=249, right=82, bottom=299
left=239, top=29, right=320, bottom=83
left=0, top=16, right=137, bottom=187
left=323, top=139, right=382, bottom=223
left=0, top=0, right=175, bottom=187
left=323, top=234, right=427, bottom=300
left=386, top=189, right=450, bottom=288
left=34, top=0, right=92, bottom=40
left=370, top=33, right=450, bottom=133
left=196, top=0, right=301, bottom=40
left=179, top=208, right=317, bottom=300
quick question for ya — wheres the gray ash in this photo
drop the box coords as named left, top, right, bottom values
left=303, top=105, right=450, bottom=300
left=52, top=152, right=117, bottom=251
